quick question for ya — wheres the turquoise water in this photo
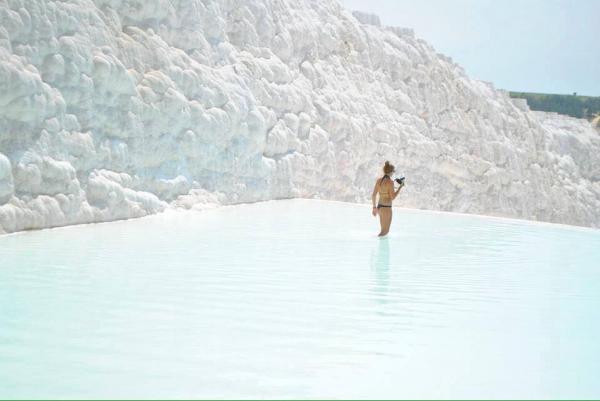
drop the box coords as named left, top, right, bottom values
left=1, top=199, right=599, bottom=399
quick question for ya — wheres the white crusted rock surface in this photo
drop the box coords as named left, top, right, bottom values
left=1, top=0, right=599, bottom=233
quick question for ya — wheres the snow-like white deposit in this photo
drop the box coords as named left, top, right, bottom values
left=1, top=0, right=599, bottom=233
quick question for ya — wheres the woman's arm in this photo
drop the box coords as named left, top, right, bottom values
left=389, top=181, right=404, bottom=200
left=371, top=180, right=379, bottom=215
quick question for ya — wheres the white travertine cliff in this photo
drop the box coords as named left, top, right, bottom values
left=1, top=0, right=599, bottom=233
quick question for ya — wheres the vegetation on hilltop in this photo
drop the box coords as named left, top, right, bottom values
left=509, top=91, right=600, bottom=120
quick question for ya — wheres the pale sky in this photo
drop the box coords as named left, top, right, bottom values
left=341, top=0, right=600, bottom=96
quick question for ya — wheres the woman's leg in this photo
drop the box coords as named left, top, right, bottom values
left=384, top=209, right=393, bottom=235
left=378, top=208, right=392, bottom=236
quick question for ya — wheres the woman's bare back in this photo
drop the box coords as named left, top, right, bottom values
left=376, top=176, right=393, bottom=206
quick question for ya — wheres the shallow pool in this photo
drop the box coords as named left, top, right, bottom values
left=1, top=199, right=599, bottom=398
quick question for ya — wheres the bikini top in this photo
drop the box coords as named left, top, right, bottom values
left=379, top=175, right=391, bottom=193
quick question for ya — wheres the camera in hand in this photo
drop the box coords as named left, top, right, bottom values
left=395, top=177, right=405, bottom=185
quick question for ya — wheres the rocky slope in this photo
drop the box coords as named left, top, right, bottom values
left=1, top=0, right=599, bottom=233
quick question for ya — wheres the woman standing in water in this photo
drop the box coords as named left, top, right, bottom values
left=371, top=161, right=404, bottom=237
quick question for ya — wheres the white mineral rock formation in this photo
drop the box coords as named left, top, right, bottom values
left=1, top=0, right=599, bottom=234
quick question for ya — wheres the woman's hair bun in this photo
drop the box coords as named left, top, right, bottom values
left=383, top=160, right=395, bottom=174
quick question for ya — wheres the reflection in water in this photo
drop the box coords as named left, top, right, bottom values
left=371, top=237, right=391, bottom=309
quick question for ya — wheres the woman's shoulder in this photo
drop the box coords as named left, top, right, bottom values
left=376, top=176, right=391, bottom=186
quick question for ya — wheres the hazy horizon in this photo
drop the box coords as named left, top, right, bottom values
left=341, top=0, right=600, bottom=97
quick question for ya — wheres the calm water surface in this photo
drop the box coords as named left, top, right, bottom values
left=1, top=200, right=599, bottom=398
